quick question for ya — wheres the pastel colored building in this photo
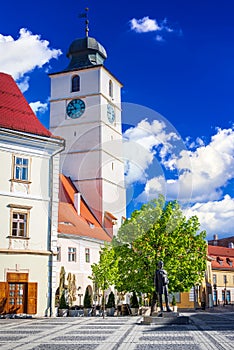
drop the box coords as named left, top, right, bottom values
left=55, top=174, right=112, bottom=306
left=0, top=72, right=64, bottom=316
left=208, top=244, right=234, bottom=305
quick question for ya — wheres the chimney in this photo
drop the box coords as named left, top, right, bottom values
left=228, top=242, right=234, bottom=249
left=74, top=192, right=81, bottom=215
left=213, top=234, right=218, bottom=245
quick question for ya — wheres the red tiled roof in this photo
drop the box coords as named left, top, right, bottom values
left=208, top=245, right=234, bottom=270
left=208, top=245, right=234, bottom=257
left=59, top=174, right=77, bottom=204
left=58, top=174, right=111, bottom=242
left=58, top=202, right=111, bottom=242
left=0, top=72, right=52, bottom=137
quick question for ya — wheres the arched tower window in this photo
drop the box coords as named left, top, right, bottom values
left=71, top=75, right=80, bottom=92
left=109, top=80, right=113, bottom=97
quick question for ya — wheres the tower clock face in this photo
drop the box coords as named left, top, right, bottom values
left=107, top=103, right=115, bottom=123
left=66, top=99, right=85, bottom=119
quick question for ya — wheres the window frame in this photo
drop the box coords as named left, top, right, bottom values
left=223, top=274, right=227, bottom=285
left=12, top=155, right=31, bottom=183
left=8, top=204, right=32, bottom=239
left=71, top=75, right=80, bottom=92
left=109, top=80, right=113, bottom=97
left=68, top=247, right=76, bottom=262
left=57, top=247, right=61, bottom=262
left=85, top=248, right=90, bottom=263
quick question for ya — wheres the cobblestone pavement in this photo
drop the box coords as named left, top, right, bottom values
left=0, top=311, right=234, bottom=350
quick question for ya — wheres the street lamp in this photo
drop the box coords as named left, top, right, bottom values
left=224, top=275, right=227, bottom=305
left=213, top=283, right=217, bottom=306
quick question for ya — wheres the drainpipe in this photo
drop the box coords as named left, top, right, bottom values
left=47, top=140, right=65, bottom=317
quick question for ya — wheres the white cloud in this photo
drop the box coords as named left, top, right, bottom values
left=136, top=176, right=166, bottom=202
left=129, top=16, right=176, bottom=41
left=0, top=28, right=62, bottom=91
left=17, top=76, right=30, bottom=93
left=134, top=126, right=234, bottom=206
left=156, top=35, right=164, bottom=42
left=123, top=118, right=180, bottom=185
left=184, top=195, right=234, bottom=239
left=174, top=127, right=234, bottom=202
left=129, top=16, right=160, bottom=33
left=29, top=101, right=48, bottom=115
left=186, top=136, right=205, bottom=149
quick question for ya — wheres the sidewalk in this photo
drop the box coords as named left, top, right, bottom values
left=193, top=304, right=234, bottom=313
left=0, top=311, right=234, bottom=350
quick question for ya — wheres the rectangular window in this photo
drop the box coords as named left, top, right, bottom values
left=189, top=287, right=194, bottom=301
left=213, top=290, right=217, bottom=304
left=222, top=290, right=225, bottom=302
left=213, top=274, right=217, bottom=284
left=85, top=248, right=90, bottom=263
left=226, top=290, right=231, bottom=303
left=57, top=247, right=61, bottom=262
left=223, top=275, right=227, bottom=285
left=14, top=157, right=29, bottom=181
left=12, top=212, right=28, bottom=237
left=68, top=247, right=76, bottom=262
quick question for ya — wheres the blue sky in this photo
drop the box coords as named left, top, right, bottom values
left=0, top=0, right=234, bottom=239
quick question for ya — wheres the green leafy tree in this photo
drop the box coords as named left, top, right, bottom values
left=90, top=244, right=118, bottom=317
left=113, top=196, right=207, bottom=298
left=130, top=291, right=139, bottom=308
left=59, top=290, right=68, bottom=309
left=106, top=291, right=115, bottom=308
left=83, top=287, right=92, bottom=308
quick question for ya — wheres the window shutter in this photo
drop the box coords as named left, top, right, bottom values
left=0, top=282, right=8, bottom=314
left=27, top=283, right=37, bottom=314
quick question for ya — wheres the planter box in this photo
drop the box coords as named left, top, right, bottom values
left=58, top=309, right=68, bottom=317
left=68, top=310, right=79, bottom=317
left=106, top=307, right=115, bottom=316
left=130, top=307, right=139, bottom=316
left=84, top=308, right=92, bottom=317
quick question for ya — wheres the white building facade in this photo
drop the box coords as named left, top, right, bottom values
left=49, top=36, right=126, bottom=232
left=0, top=73, right=64, bottom=316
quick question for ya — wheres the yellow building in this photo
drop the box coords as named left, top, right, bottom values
left=208, top=244, right=234, bottom=305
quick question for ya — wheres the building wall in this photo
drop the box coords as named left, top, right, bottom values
left=56, top=235, right=104, bottom=306
left=49, top=66, right=126, bottom=227
left=0, top=132, right=63, bottom=316
left=212, top=270, right=234, bottom=304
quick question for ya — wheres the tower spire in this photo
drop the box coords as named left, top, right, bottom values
left=79, top=7, right=89, bottom=37
left=85, top=7, right=89, bottom=37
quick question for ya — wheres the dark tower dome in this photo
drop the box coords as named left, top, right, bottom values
left=65, top=36, right=107, bottom=71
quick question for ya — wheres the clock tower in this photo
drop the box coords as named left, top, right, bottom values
left=49, top=26, right=126, bottom=231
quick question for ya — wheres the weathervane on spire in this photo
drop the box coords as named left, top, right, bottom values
left=79, top=7, right=89, bottom=37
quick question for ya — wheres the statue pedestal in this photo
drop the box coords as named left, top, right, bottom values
left=142, top=311, right=189, bottom=325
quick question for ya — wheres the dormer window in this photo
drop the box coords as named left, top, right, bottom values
left=227, top=258, right=233, bottom=267
left=87, top=221, right=94, bottom=229
left=217, top=257, right=223, bottom=265
left=71, top=75, right=80, bottom=92
left=109, top=80, right=113, bottom=98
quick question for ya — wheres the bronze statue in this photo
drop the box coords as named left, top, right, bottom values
left=155, top=260, right=172, bottom=312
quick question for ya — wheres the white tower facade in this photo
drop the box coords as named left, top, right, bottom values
left=49, top=36, right=126, bottom=230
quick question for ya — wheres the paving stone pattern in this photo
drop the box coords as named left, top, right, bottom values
left=0, top=311, right=234, bottom=350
